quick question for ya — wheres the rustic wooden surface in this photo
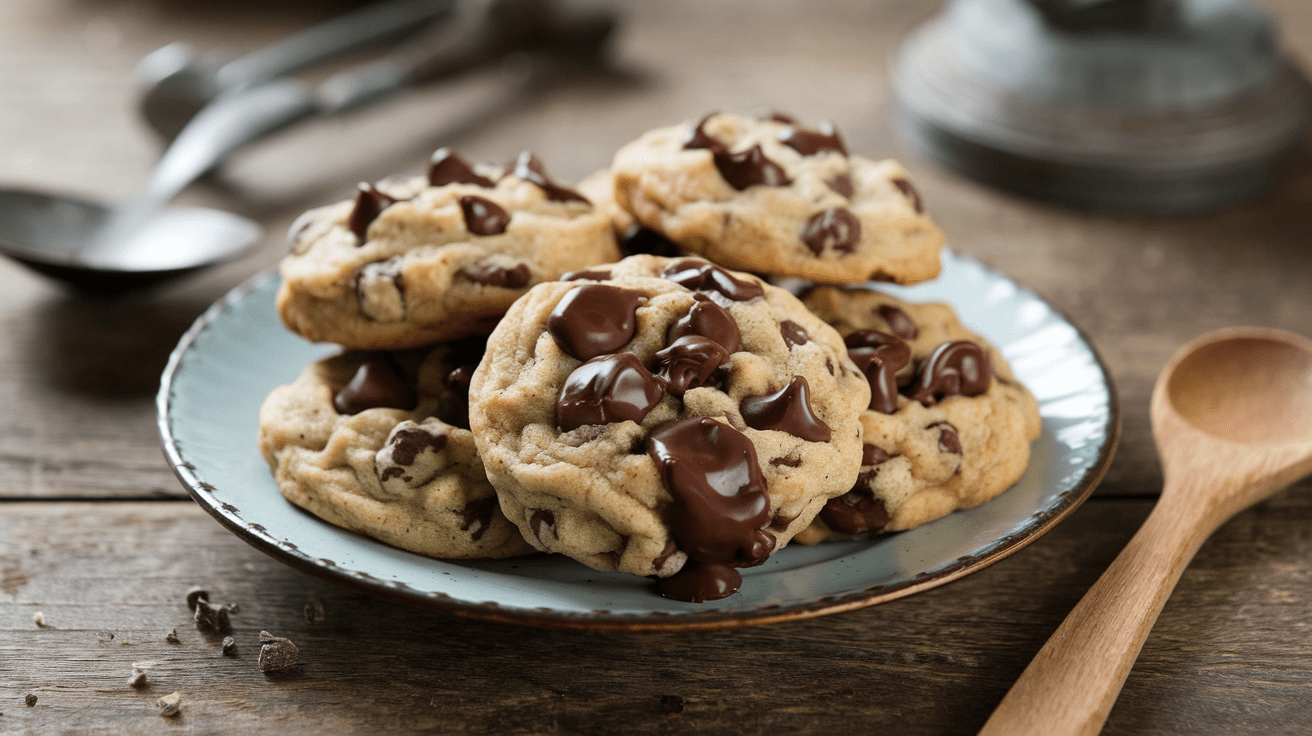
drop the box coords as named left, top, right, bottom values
left=2, top=0, right=1312, bottom=733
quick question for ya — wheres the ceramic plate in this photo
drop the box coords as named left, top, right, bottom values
left=158, top=250, right=1118, bottom=630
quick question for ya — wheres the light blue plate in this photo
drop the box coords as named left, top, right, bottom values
left=158, top=250, right=1118, bottom=630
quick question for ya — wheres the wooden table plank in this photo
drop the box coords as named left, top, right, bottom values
left=2, top=484, right=1311, bottom=734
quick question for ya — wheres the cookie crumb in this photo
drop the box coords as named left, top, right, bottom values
left=304, top=598, right=325, bottom=624
left=156, top=692, right=181, bottom=718
left=194, top=598, right=232, bottom=633
left=32, top=611, right=48, bottom=628
left=185, top=586, right=209, bottom=612
left=221, top=636, right=237, bottom=657
left=660, top=694, right=684, bottom=715
left=165, top=629, right=180, bottom=644
left=258, top=631, right=299, bottom=672
left=25, top=694, right=37, bottom=707
left=128, top=663, right=149, bottom=689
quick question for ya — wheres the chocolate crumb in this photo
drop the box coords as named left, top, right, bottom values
left=156, top=692, right=181, bottom=718
left=32, top=611, right=48, bottom=628
left=185, top=586, right=209, bottom=612
left=222, top=636, right=237, bottom=657
left=194, top=598, right=232, bottom=633
left=304, top=598, right=325, bottom=624
left=258, top=631, right=300, bottom=672
left=128, top=664, right=149, bottom=689
left=661, top=694, right=685, bottom=715
left=165, top=629, right=180, bottom=645
left=25, top=694, right=37, bottom=707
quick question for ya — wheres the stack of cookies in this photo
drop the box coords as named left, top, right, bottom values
left=257, top=112, right=1041, bottom=603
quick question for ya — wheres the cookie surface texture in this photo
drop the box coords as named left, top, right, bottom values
left=278, top=152, right=621, bottom=350
left=468, top=255, right=870, bottom=596
left=611, top=112, right=943, bottom=285
left=794, top=287, right=1042, bottom=543
left=258, top=342, right=533, bottom=560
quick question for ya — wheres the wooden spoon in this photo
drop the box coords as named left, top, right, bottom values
left=980, top=326, right=1312, bottom=736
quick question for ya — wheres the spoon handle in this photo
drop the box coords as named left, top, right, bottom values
left=978, top=493, right=1215, bottom=736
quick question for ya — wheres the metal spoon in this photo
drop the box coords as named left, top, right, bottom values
left=137, top=0, right=454, bottom=143
left=980, top=326, right=1312, bottom=736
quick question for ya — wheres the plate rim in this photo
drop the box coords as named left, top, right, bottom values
left=157, top=254, right=1120, bottom=631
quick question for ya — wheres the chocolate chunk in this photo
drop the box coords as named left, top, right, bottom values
left=877, top=304, right=918, bottom=340
left=221, top=636, right=237, bottom=656
left=547, top=284, right=642, bottom=360
left=459, top=195, right=511, bottom=235
left=739, top=376, right=831, bottom=442
left=930, top=421, right=963, bottom=454
left=458, top=496, right=497, bottom=541
left=561, top=268, right=611, bottom=282
left=713, top=144, right=791, bottom=190
left=652, top=335, right=731, bottom=396
left=668, top=294, right=742, bottom=354
left=800, top=208, right=861, bottom=254
left=820, top=490, right=890, bottom=535
left=779, top=120, right=847, bottom=156
left=25, top=693, right=37, bottom=707
left=258, top=631, right=299, bottom=673
left=436, top=364, right=476, bottom=429
left=646, top=417, right=775, bottom=571
left=682, top=113, right=724, bottom=151
left=620, top=224, right=682, bottom=258
left=780, top=320, right=808, bottom=348
left=827, top=173, right=855, bottom=198
left=379, top=425, right=448, bottom=481
left=863, top=443, right=891, bottom=466
left=657, top=561, right=742, bottom=603
left=508, top=151, right=590, bottom=204
left=846, top=330, right=912, bottom=414
left=557, top=353, right=665, bottom=431
left=662, top=260, right=764, bottom=302
left=428, top=147, right=495, bottom=187
left=908, top=341, right=991, bottom=406
left=892, top=177, right=924, bottom=213
left=348, top=182, right=398, bottom=241
left=193, top=597, right=231, bottom=633
left=334, top=359, right=417, bottom=415
left=461, top=261, right=530, bottom=288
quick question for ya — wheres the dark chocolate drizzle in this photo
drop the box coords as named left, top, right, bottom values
left=661, top=260, right=764, bottom=302
left=509, top=151, right=590, bottom=204
left=652, top=336, right=731, bottom=396
left=778, top=120, right=847, bottom=156
left=333, top=358, right=417, bottom=415
left=667, top=294, right=742, bottom=354
left=347, top=183, right=398, bottom=241
left=461, top=262, right=530, bottom=288
left=846, top=330, right=912, bottom=414
left=908, top=341, right=991, bottom=406
left=547, top=284, right=642, bottom=361
left=739, top=376, right=831, bottom=442
left=800, top=208, right=861, bottom=254
left=428, top=148, right=495, bottom=187
left=556, top=354, right=665, bottom=431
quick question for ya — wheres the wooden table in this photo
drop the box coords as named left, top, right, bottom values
left=3, top=1, right=1312, bottom=733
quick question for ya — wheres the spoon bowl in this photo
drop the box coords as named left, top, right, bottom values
left=981, top=327, right=1312, bottom=736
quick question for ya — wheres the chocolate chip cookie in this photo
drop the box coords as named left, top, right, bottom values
left=257, top=340, right=533, bottom=560
left=611, top=112, right=943, bottom=285
left=792, top=287, right=1042, bottom=543
left=468, top=255, right=870, bottom=601
left=277, top=149, right=622, bottom=350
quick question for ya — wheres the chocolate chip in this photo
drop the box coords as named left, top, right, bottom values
left=652, top=335, right=731, bottom=396
left=908, top=341, right=991, bottom=406
left=561, top=268, right=611, bottom=282
left=877, top=304, right=918, bottom=340
left=827, top=172, right=855, bottom=198
left=846, top=330, right=912, bottom=414
left=646, top=417, right=775, bottom=572
left=458, top=496, right=497, bottom=541
left=436, top=364, right=477, bottom=429
left=508, top=151, right=590, bottom=204
left=740, top=376, right=831, bottom=442
left=258, top=632, right=299, bottom=673
left=620, top=224, right=682, bottom=258
left=820, top=490, right=890, bottom=535
left=930, top=421, right=962, bottom=454
left=25, top=694, right=37, bottom=707
left=334, top=359, right=417, bottom=415
left=662, top=260, right=764, bottom=302
left=779, top=120, right=847, bottom=156
left=547, top=284, right=642, bottom=360
left=377, top=423, right=449, bottom=487
left=682, top=113, right=723, bottom=151
left=800, top=208, right=861, bottom=254
left=221, top=636, right=237, bottom=656
left=780, top=320, right=808, bottom=348
left=348, top=182, right=398, bottom=241
left=428, top=147, right=496, bottom=187
left=385, top=425, right=448, bottom=471
left=557, top=353, right=665, bottom=431
left=668, top=294, right=742, bottom=353
left=713, top=144, right=791, bottom=190
left=863, top=443, right=891, bottom=465
left=461, top=261, right=530, bottom=288
left=459, top=195, right=511, bottom=235
left=193, top=597, right=231, bottom=633
left=892, top=177, right=924, bottom=213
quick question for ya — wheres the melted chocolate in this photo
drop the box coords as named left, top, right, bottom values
left=863, top=443, right=891, bottom=465
left=820, top=491, right=889, bottom=535
left=846, top=330, right=912, bottom=414
left=892, top=178, right=924, bottom=213
left=800, top=208, right=861, bottom=254
left=780, top=320, right=808, bottom=348
left=556, top=354, right=665, bottom=431
left=347, top=183, right=398, bottom=241
left=827, top=173, right=855, bottom=199
left=657, top=562, right=742, bottom=602
left=547, top=284, right=642, bottom=360
left=739, top=376, right=831, bottom=442
left=620, top=224, right=682, bottom=258
left=908, top=341, right=991, bottom=406
left=646, top=417, right=775, bottom=570
left=778, top=120, right=847, bottom=156
left=662, top=260, right=764, bottom=302
left=459, top=195, right=511, bottom=235
left=436, top=364, right=477, bottom=429
left=560, top=268, right=612, bottom=282
left=428, top=148, right=495, bottom=187
left=458, top=496, right=497, bottom=541
left=930, top=421, right=962, bottom=454
left=385, top=426, right=449, bottom=468
left=333, top=359, right=417, bottom=415
left=461, top=262, right=530, bottom=288
left=713, top=144, right=791, bottom=190
left=509, top=151, right=590, bottom=204
left=682, top=113, right=723, bottom=151
left=652, top=335, right=731, bottom=396
left=667, top=294, right=742, bottom=354
left=877, top=304, right=919, bottom=340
